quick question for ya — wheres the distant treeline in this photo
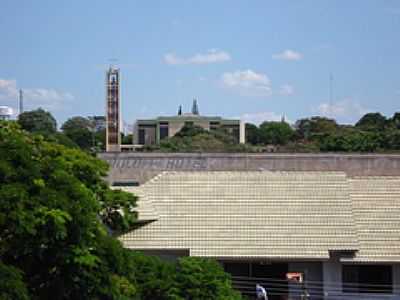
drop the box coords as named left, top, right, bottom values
left=14, top=108, right=400, bottom=153
left=245, top=112, right=400, bottom=152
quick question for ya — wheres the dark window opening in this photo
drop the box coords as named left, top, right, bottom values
left=159, top=124, right=169, bottom=140
left=138, top=129, right=145, bottom=145
left=342, top=265, right=392, bottom=294
left=224, top=262, right=250, bottom=277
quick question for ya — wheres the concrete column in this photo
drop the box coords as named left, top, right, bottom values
left=393, top=264, right=400, bottom=296
left=239, top=121, right=245, bottom=144
left=322, top=260, right=342, bottom=300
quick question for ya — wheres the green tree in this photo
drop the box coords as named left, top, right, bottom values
left=131, top=252, right=179, bottom=300
left=382, top=129, right=400, bottom=150
left=0, top=262, right=30, bottom=300
left=18, top=108, right=57, bottom=136
left=245, top=123, right=260, bottom=145
left=159, top=124, right=252, bottom=153
left=295, top=117, right=337, bottom=140
left=319, top=129, right=382, bottom=152
left=355, top=112, right=387, bottom=131
left=61, top=117, right=93, bottom=150
left=259, top=121, right=294, bottom=145
left=0, top=121, right=138, bottom=299
left=175, top=257, right=242, bottom=300
left=122, top=133, right=133, bottom=145
left=388, top=112, right=400, bottom=129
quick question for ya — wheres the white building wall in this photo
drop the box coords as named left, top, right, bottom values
left=323, top=261, right=400, bottom=300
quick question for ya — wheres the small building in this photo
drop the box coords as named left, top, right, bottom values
left=134, top=100, right=245, bottom=145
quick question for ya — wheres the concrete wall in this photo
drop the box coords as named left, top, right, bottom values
left=98, top=153, right=400, bottom=184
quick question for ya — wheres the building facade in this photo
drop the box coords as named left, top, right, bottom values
left=134, top=101, right=245, bottom=145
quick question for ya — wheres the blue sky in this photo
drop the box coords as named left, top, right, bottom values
left=1, top=0, right=399, bottom=127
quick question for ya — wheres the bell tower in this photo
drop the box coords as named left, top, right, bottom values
left=106, top=67, right=121, bottom=152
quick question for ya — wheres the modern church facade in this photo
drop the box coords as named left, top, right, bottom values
left=133, top=100, right=245, bottom=145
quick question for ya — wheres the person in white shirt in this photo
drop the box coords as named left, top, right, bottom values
left=256, top=283, right=268, bottom=300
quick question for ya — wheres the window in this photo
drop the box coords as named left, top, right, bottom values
left=159, top=122, right=169, bottom=140
left=342, top=265, right=392, bottom=294
left=210, top=121, right=220, bottom=131
left=138, top=129, right=145, bottom=145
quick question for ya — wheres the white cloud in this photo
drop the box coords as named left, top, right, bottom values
left=221, top=70, right=272, bottom=97
left=272, top=49, right=303, bottom=61
left=279, top=84, right=294, bottom=96
left=0, top=79, right=18, bottom=98
left=315, top=99, right=370, bottom=124
left=164, top=49, right=231, bottom=65
left=240, top=111, right=289, bottom=125
left=0, top=78, right=74, bottom=112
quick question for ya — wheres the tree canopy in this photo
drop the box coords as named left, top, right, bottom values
left=158, top=124, right=251, bottom=153
left=61, top=116, right=94, bottom=150
left=355, top=112, right=387, bottom=131
left=0, top=121, right=243, bottom=300
left=18, top=108, right=57, bottom=136
left=259, top=121, right=294, bottom=145
left=0, top=121, right=138, bottom=299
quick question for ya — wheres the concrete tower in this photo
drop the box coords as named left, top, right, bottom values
left=106, top=67, right=121, bottom=152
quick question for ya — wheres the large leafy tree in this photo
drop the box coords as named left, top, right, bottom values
left=18, top=108, right=57, bottom=136
left=259, top=121, right=294, bottom=145
left=295, top=117, right=337, bottom=140
left=159, top=124, right=252, bottom=152
left=355, top=112, right=387, bottom=131
left=61, top=116, right=93, bottom=150
left=245, top=123, right=260, bottom=145
left=175, top=257, right=242, bottom=300
left=0, top=121, right=138, bottom=299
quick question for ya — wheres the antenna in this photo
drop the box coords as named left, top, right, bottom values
left=329, top=73, right=333, bottom=118
left=19, top=89, right=23, bottom=115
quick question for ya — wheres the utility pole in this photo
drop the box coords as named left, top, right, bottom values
left=329, top=73, right=333, bottom=118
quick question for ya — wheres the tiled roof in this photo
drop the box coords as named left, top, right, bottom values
left=345, top=177, right=400, bottom=262
left=119, top=171, right=360, bottom=260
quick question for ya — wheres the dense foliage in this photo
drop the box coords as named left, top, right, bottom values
left=61, top=116, right=94, bottom=150
left=157, top=124, right=252, bottom=152
left=131, top=253, right=242, bottom=300
left=244, top=112, right=400, bottom=153
left=18, top=108, right=57, bottom=136
left=0, top=121, right=138, bottom=299
left=0, top=121, right=242, bottom=299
